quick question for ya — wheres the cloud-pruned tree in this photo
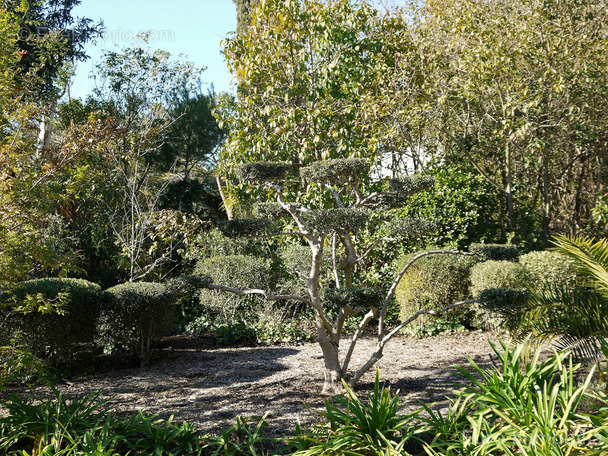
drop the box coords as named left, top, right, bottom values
left=204, top=159, right=477, bottom=393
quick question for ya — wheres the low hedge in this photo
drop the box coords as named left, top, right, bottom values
left=0, top=278, right=102, bottom=364
left=98, top=282, right=176, bottom=365
left=519, top=250, right=578, bottom=291
left=394, top=253, right=476, bottom=328
left=468, top=260, right=531, bottom=330
left=469, top=260, right=531, bottom=298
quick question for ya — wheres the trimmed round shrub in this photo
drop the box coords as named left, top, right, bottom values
left=469, top=260, right=531, bottom=297
left=277, top=244, right=314, bottom=298
left=383, top=218, right=437, bottom=244
left=394, top=253, right=476, bottom=327
left=389, top=175, right=436, bottom=196
left=300, top=158, right=369, bottom=185
left=302, top=208, right=369, bottom=234
left=519, top=250, right=578, bottom=291
left=468, top=261, right=531, bottom=330
left=1, top=278, right=102, bottom=364
left=190, top=254, right=316, bottom=345
left=254, top=202, right=289, bottom=220
left=98, top=282, right=176, bottom=365
left=217, top=219, right=270, bottom=238
left=235, top=162, right=295, bottom=181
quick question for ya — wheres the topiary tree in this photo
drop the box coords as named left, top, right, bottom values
left=98, top=282, right=178, bottom=366
left=202, top=159, right=477, bottom=393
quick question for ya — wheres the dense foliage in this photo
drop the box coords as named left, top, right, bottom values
left=98, top=282, right=177, bottom=365
left=394, top=254, right=476, bottom=330
left=1, top=0, right=608, bottom=439
left=0, top=278, right=102, bottom=364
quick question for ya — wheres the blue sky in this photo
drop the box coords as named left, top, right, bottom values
left=70, top=0, right=237, bottom=99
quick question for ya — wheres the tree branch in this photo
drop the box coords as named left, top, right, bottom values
left=241, top=231, right=310, bottom=239
left=329, top=188, right=346, bottom=209
left=342, top=308, right=376, bottom=375
left=268, top=183, right=312, bottom=239
left=349, top=299, right=479, bottom=387
left=355, top=239, right=386, bottom=263
left=206, top=283, right=313, bottom=306
left=381, top=299, right=479, bottom=346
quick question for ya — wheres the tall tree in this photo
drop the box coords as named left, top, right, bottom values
left=4, top=0, right=102, bottom=100
left=413, top=0, right=608, bottom=243
left=156, top=89, right=225, bottom=180
left=0, top=5, right=92, bottom=285
left=233, top=0, right=258, bottom=35
left=92, top=42, right=204, bottom=281
left=219, top=0, right=403, bottom=167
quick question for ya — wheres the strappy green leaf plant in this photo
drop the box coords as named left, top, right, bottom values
left=291, top=370, right=423, bottom=456
left=423, top=341, right=608, bottom=456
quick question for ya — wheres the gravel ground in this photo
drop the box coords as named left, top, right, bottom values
left=0, top=330, right=509, bottom=435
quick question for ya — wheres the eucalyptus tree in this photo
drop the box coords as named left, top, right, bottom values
left=203, top=159, right=476, bottom=394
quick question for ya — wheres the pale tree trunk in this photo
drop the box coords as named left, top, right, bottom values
left=216, top=174, right=234, bottom=220
left=307, top=235, right=344, bottom=394
left=505, top=142, right=514, bottom=231
left=36, top=102, right=56, bottom=159
left=541, top=148, right=551, bottom=243
left=318, top=321, right=342, bottom=394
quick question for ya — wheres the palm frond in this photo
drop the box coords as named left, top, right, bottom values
left=552, top=234, right=608, bottom=296
left=553, top=335, right=606, bottom=362
left=520, top=283, right=608, bottom=361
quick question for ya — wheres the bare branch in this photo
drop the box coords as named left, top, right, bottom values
left=268, top=183, right=312, bottom=239
left=342, top=308, right=376, bottom=375
left=242, top=231, right=310, bottom=239
left=207, top=283, right=313, bottom=306
left=349, top=299, right=479, bottom=387
left=329, top=188, right=346, bottom=209
left=332, top=233, right=341, bottom=288
left=355, top=239, right=386, bottom=263
left=381, top=299, right=479, bottom=346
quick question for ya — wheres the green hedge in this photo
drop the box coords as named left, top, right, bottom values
left=469, top=260, right=531, bottom=297
left=394, top=253, right=476, bottom=328
left=468, top=260, right=531, bottom=329
left=0, top=278, right=102, bottom=364
left=519, top=250, right=578, bottom=291
left=98, top=282, right=176, bottom=365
